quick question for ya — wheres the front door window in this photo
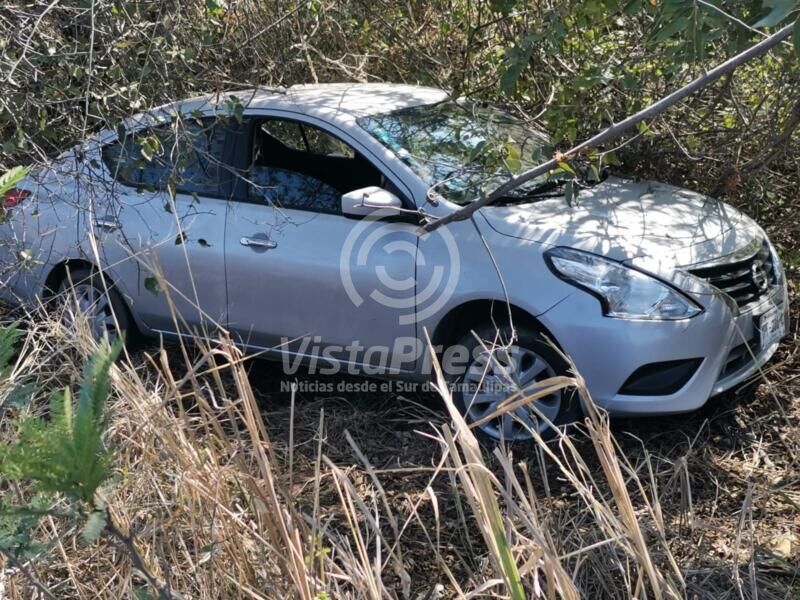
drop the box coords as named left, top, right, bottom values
left=248, top=119, right=383, bottom=213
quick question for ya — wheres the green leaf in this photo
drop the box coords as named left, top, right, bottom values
left=753, top=0, right=798, bottom=28
left=623, top=0, right=642, bottom=16
left=0, top=340, right=120, bottom=504
left=653, top=13, right=691, bottom=41
left=604, top=151, right=622, bottom=167
left=223, top=95, right=244, bottom=123
left=0, top=166, right=29, bottom=196
left=81, top=511, right=107, bottom=544
left=0, top=494, right=54, bottom=559
left=505, top=144, right=521, bottom=172
left=139, top=135, right=161, bottom=162
left=0, top=324, right=22, bottom=380
left=70, top=339, right=122, bottom=502
left=489, top=514, right=525, bottom=600
left=197, top=541, right=218, bottom=566
left=206, top=0, right=226, bottom=18
left=723, top=114, right=736, bottom=129
left=500, top=44, right=533, bottom=95
left=468, top=140, right=488, bottom=163
left=490, top=0, right=516, bottom=15
left=50, top=388, right=73, bottom=432
left=556, top=161, right=576, bottom=176
left=78, top=337, right=123, bottom=424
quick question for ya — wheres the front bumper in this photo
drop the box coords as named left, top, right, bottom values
left=538, top=280, right=789, bottom=416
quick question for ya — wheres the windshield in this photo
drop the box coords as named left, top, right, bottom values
left=357, top=101, right=551, bottom=205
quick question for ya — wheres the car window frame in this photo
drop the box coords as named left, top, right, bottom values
left=228, top=110, right=415, bottom=214
left=247, top=117, right=348, bottom=216
left=100, top=116, right=240, bottom=202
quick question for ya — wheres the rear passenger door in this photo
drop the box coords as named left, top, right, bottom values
left=89, top=116, right=235, bottom=336
left=224, top=115, right=420, bottom=373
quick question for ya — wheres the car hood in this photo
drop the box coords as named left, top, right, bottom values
left=479, top=176, right=763, bottom=269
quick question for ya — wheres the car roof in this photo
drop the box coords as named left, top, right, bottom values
left=99, top=83, right=448, bottom=145
left=175, top=83, right=450, bottom=120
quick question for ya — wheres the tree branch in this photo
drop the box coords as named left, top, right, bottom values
left=421, top=23, right=794, bottom=234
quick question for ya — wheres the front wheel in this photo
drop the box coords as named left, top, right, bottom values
left=448, top=325, right=580, bottom=443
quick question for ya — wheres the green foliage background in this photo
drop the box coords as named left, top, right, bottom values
left=0, top=0, right=799, bottom=245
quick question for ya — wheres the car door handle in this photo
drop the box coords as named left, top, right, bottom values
left=240, top=236, right=277, bottom=249
left=94, top=218, right=120, bottom=231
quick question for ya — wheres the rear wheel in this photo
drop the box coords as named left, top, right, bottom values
left=56, top=267, right=131, bottom=344
left=449, top=324, right=580, bottom=443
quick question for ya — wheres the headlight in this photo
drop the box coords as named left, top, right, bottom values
left=545, top=247, right=702, bottom=320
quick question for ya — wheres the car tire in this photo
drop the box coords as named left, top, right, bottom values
left=56, top=267, right=133, bottom=345
left=447, top=324, right=581, bottom=443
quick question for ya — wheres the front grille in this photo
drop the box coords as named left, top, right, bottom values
left=689, top=241, right=775, bottom=307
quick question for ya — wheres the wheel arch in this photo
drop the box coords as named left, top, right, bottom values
left=42, top=258, right=98, bottom=299
left=430, top=299, right=560, bottom=350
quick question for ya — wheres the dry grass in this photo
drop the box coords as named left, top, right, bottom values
left=0, top=307, right=798, bottom=598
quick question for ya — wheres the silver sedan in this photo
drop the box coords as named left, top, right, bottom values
left=0, top=83, right=789, bottom=441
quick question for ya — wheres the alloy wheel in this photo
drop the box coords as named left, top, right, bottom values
left=462, top=344, right=561, bottom=441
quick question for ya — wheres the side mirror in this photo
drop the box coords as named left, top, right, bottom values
left=341, top=186, right=402, bottom=217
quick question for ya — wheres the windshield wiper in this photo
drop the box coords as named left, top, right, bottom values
left=493, top=179, right=569, bottom=204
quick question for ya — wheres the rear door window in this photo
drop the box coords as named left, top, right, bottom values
left=102, top=118, right=229, bottom=196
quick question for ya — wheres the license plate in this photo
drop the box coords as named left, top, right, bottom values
left=758, top=305, right=786, bottom=348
